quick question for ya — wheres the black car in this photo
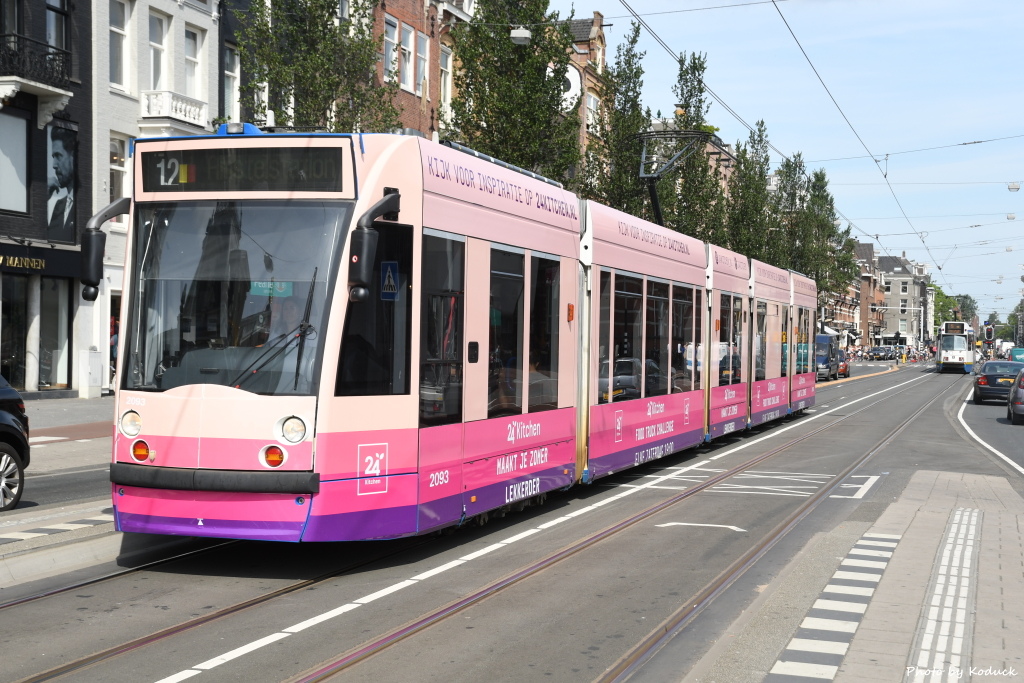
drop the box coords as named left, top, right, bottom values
left=1007, top=368, right=1024, bottom=425
left=0, top=375, right=29, bottom=511
left=973, top=361, right=1024, bottom=405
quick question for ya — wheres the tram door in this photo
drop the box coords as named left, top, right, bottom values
left=417, top=230, right=467, bottom=531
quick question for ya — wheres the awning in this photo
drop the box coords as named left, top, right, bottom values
left=823, top=325, right=839, bottom=335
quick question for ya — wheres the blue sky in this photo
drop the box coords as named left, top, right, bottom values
left=546, top=0, right=1024, bottom=321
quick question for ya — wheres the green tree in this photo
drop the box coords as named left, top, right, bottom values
left=931, top=286, right=960, bottom=324
left=660, top=52, right=727, bottom=245
left=953, top=295, right=978, bottom=321
left=448, top=0, right=580, bottom=183
left=234, top=0, right=401, bottom=132
left=725, top=120, right=781, bottom=265
left=575, top=22, right=652, bottom=221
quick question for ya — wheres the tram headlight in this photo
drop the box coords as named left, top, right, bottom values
left=120, top=410, right=142, bottom=437
left=281, top=416, right=306, bottom=443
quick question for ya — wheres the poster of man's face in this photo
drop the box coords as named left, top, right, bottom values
left=46, top=124, right=76, bottom=243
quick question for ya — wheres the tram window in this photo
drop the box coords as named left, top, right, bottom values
left=718, top=294, right=735, bottom=385
left=781, top=309, right=789, bottom=378
left=795, top=307, right=811, bottom=374
left=755, top=300, right=767, bottom=381
left=488, top=249, right=524, bottom=418
left=693, top=288, right=702, bottom=389
left=671, top=285, right=694, bottom=393
left=613, top=274, right=643, bottom=401
left=645, top=280, right=668, bottom=397
left=419, top=234, right=464, bottom=427
left=336, top=223, right=412, bottom=396
left=528, top=256, right=559, bottom=413
left=597, top=270, right=611, bottom=404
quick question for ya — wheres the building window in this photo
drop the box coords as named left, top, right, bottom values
left=900, top=281, right=908, bottom=294
left=223, top=44, right=240, bottom=121
left=899, top=319, right=907, bottom=333
left=383, top=15, right=398, bottom=82
left=109, top=137, right=127, bottom=222
left=884, top=283, right=891, bottom=293
left=586, top=91, right=599, bottom=131
left=338, top=0, right=348, bottom=20
left=185, top=27, right=202, bottom=99
left=0, top=111, right=28, bottom=213
left=109, top=0, right=128, bottom=89
left=900, top=298, right=907, bottom=314
left=46, top=0, right=68, bottom=52
left=416, top=31, right=428, bottom=96
left=1, top=0, right=21, bottom=35
left=400, top=24, right=414, bottom=91
left=149, top=13, right=166, bottom=90
left=439, top=45, right=452, bottom=122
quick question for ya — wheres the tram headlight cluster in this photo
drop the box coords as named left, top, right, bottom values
left=281, top=416, right=306, bottom=443
left=120, top=410, right=142, bottom=437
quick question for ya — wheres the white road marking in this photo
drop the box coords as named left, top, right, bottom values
left=832, top=570, right=882, bottom=583
left=769, top=660, right=839, bottom=679
left=151, top=377, right=931, bottom=682
left=823, top=584, right=874, bottom=597
left=830, top=475, right=880, bottom=499
left=847, top=548, right=893, bottom=558
left=800, top=616, right=860, bottom=633
left=955, top=394, right=1024, bottom=476
left=655, top=523, right=746, bottom=532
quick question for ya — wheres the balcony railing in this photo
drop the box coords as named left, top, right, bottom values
left=0, top=34, right=71, bottom=90
left=141, top=90, right=208, bottom=129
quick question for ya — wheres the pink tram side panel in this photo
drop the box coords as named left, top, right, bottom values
left=586, top=201, right=706, bottom=281
left=791, top=272, right=818, bottom=411
left=708, top=245, right=750, bottom=438
left=750, top=260, right=791, bottom=426
left=589, top=391, right=705, bottom=479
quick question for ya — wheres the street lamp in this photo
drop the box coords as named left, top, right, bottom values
left=1009, top=182, right=1020, bottom=192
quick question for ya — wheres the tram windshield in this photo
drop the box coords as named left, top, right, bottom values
left=940, top=335, right=969, bottom=352
left=124, top=200, right=352, bottom=395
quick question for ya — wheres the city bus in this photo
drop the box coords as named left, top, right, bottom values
left=80, top=124, right=816, bottom=542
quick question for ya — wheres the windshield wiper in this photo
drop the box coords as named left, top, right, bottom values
left=227, top=327, right=303, bottom=388
left=293, top=267, right=318, bottom=390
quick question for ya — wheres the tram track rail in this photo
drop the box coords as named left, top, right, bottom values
left=287, top=372, right=964, bottom=683
left=11, top=537, right=436, bottom=683
left=9, top=370, right=959, bottom=683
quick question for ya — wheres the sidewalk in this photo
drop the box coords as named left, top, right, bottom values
left=688, top=469, right=1024, bottom=683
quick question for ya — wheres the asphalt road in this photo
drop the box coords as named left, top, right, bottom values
left=6, top=362, right=1020, bottom=683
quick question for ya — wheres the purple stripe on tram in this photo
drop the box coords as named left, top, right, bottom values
left=588, top=428, right=703, bottom=481
left=116, top=510, right=306, bottom=542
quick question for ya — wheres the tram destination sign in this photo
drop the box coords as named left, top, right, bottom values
left=140, top=147, right=344, bottom=192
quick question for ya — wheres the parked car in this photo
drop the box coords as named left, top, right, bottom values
left=973, top=361, right=1024, bottom=404
left=837, top=350, right=850, bottom=378
left=0, top=375, right=29, bottom=511
left=815, top=334, right=839, bottom=381
left=1007, top=368, right=1024, bottom=425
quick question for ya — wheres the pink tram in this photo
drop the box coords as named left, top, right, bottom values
left=80, top=125, right=816, bottom=542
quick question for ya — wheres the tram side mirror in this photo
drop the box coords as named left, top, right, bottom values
left=349, top=190, right=400, bottom=302
left=81, top=197, right=130, bottom=301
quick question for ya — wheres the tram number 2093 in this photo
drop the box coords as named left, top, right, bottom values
left=429, top=470, right=450, bottom=488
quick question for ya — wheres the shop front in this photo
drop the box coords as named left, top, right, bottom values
left=0, top=244, right=79, bottom=394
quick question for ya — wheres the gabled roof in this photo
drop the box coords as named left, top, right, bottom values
left=566, top=18, right=594, bottom=42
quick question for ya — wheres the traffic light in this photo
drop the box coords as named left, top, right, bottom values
left=985, top=325, right=995, bottom=341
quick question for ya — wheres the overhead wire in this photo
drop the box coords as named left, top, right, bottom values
left=614, top=0, right=899, bottom=261
left=768, top=1, right=958, bottom=293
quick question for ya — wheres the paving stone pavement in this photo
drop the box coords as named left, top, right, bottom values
left=834, top=471, right=1024, bottom=683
